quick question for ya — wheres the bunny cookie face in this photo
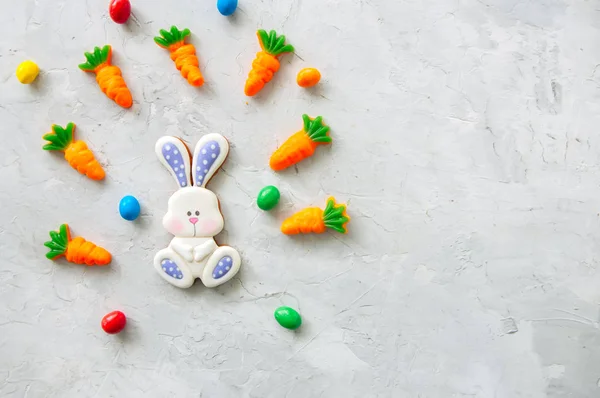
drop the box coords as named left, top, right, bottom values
left=163, top=187, right=224, bottom=238
left=154, top=134, right=242, bottom=289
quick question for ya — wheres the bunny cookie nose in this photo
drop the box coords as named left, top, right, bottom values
left=189, top=217, right=199, bottom=224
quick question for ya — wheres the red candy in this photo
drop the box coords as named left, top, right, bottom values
left=101, top=310, right=127, bottom=334
left=109, top=0, right=131, bottom=24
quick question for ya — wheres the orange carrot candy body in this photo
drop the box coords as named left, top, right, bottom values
left=245, top=29, right=294, bottom=96
left=44, top=224, right=111, bottom=266
left=78, top=45, right=132, bottom=108
left=155, top=26, right=204, bottom=87
left=43, top=123, right=105, bottom=180
left=281, top=197, right=350, bottom=235
left=270, top=114, right=331, bottom=171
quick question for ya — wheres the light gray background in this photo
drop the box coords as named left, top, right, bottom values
left=1, top=0, right=599, bottom=397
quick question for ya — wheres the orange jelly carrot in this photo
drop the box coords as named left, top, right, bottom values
left=245, top=29, right=294, bottom=96
left=42, top=123, right=105, bottom=180
left=155, top=26, right=204, bottom=87
left=44, top=224, right=111, bottom=266
left=78, top=45, right=132, bottom=108
left=281, top=197, right=349, bottom=235
left=270, top=114, right=331, bottom=171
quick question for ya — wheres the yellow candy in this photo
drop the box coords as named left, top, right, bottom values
left=16, top=60, right=40, bottom=84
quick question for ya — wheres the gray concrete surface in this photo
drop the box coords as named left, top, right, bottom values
left=1, top=0, right=600, bottom=396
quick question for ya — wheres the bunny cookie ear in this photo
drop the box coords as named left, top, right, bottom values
left=192, top=134, right=229, bottom=188
left=155, top=136, right=192, bottom=188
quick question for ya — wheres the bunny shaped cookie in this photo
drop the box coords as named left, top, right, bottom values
left=154, top=134, right=241, bottom=288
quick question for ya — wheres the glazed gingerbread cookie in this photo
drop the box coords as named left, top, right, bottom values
left=154, top=134, right=241, bottom=289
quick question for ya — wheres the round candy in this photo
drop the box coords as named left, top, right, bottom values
left=101, top=310, right=127, bottom=334
left=119, top=195, right=140, bottom=221
left=109, top=0, right=131, bottom=24
left=217, top=0, right=238, bottom=15
left=257, top=185, right=280, bottom=211
left=297, top=68, right=321, bottom=88
left=274, top=306, right=302, bottom=330
left=16, top=60, right=39, bottom=84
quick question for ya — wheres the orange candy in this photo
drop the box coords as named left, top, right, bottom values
left=281, top=197, right=349, bottom=235
left=269, top=115, right=331, bottom=171
left=297, top=68, right=321, bottom=88
left=78, top=45, right=133, bottom=109
left=245, top=29, right=294, bottom=96
left=155, top=26, right=205, bottom=87
left=44, top=224, right=111, bottom=266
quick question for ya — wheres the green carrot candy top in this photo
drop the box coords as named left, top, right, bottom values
left=43, top=123, right=75, bottom=151
left=79, top=45, right=112, bottom=72
left=155, top=26, right=191, bottom=48
left=323, top=197, right=350, bottom=233
left=44, top=224, right=69, bottom=259
left=257, top=29, right=294, bottom=56
left=302, top=114, right=331, bottom=143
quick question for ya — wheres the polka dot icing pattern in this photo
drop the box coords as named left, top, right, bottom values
left=212, top=256, right=233, bottom=279
left=162, top=143, right=188, bottom=187
left=161, top=258, right=184, bottom=279
left=195, top=141, right=220, bottom=187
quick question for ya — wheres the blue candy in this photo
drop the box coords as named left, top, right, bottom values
left=119, top=195, right=140, bottom=221
left=217, top=0, right=237, bottom=16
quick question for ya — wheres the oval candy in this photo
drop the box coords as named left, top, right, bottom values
left=274, top=306, right=302, bottom=330
left=257, top=185, right=280, bottom=211
left=119, top=195, right=140, bottom=221
left=217, top=0, right=238, bottom=16
left=101, top=310, right=127, bottom=334
left=297, top=68, right=321, bottom=88
left=109, top=0, right=131, bottom=24
left=16, top=60, right=40, bottom=84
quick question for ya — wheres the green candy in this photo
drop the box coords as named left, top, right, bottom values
left=274, top=306, right=302, bottom=330
left=257, top=185, right=280, bottom=211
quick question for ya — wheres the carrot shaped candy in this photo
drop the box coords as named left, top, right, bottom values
left=245, top=29, right=294, bottom=96
left=282, top=197, right=350, bottom=235
left=44, top=224, right=111, bottom=266
left=154, top=26, right=204, bottom=87
left=43, top=123, right=105, bottom=180
left=270, top=114, right=331, bottom=171
left=78, top=45, right=133, bottom=108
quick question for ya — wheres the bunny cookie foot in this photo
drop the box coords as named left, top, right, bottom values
left=154, top=248, right=195, bottom=288
left=201, top=246, right=241, bottom=288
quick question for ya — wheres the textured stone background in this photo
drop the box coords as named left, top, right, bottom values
left=2, top=0, right=600, bottom=397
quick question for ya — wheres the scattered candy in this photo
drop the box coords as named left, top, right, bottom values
left=270, top=114, right=331, bottom=171
left=42, top=122, right=105, bottom=180
left=274, top=306, right=302, bottom=330
left=155, top=26, right=204, bottom=87
left=297, top=68, right=321, bottom=88
left=245, top=29, right=294, bottom=96
left=44, top=224, right=112, bottom=266
left=79, top=45, right=133, bottom=108
left=282, top=197, right=349, bottom=235
left=16, top=60, right=39, bottom=84
left=217, top=0, right=238, bottom=16
left=109, top=0, right=131, bottom=24
left=257, top=185, right=280, bottom=211
left=119, top=195, right=140, bottom=221
left=101, top=311, right=127, bottom=334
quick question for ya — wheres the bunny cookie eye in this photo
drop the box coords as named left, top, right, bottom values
left=187, top=211, right=192, bottom=216
left=195, top=211, right=200, bottom=216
